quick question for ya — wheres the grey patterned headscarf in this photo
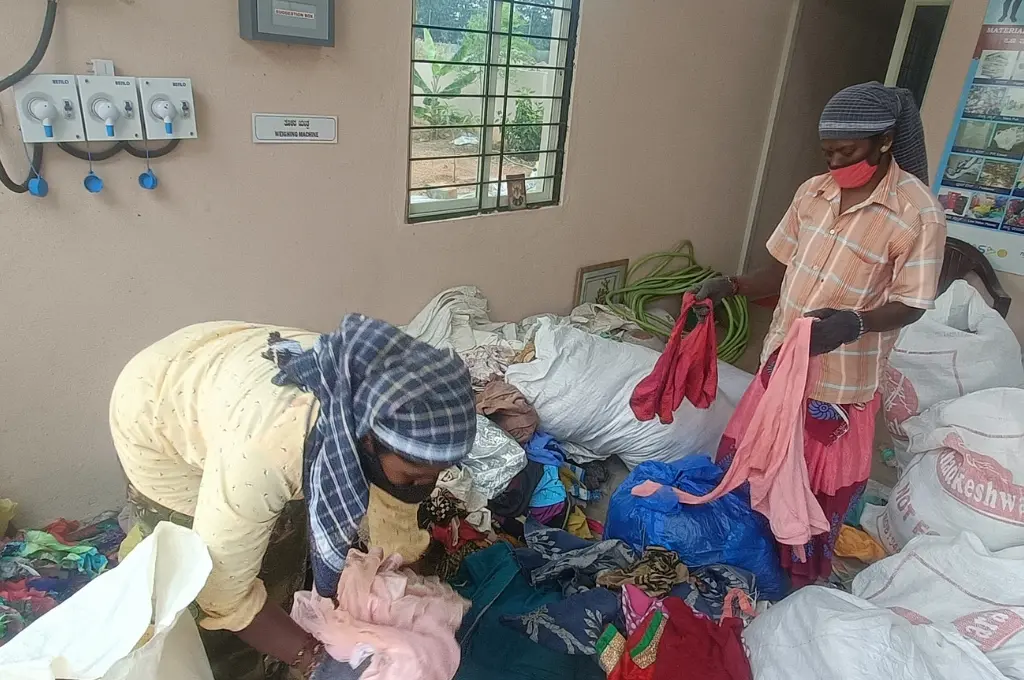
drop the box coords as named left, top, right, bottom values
left=819, top=82, right=929, bottom=185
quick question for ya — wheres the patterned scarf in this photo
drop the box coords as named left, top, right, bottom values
left=265, top=314, right=476, bottom=596
left=818, top=81, right=929, bottom=185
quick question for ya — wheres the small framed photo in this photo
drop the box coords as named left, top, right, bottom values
left=574, top=259, right=629, bottom=307
left=506, top=174, right=528, bottom=211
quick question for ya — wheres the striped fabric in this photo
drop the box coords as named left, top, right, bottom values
left=266, top=314, right=476, bottom=596
left=819, top=82, right=929, bottom=185
left=763, top=162, right=947, bottom=404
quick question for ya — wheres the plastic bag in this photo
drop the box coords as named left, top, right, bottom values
left=505, top=321, right=739, bottom=468
left=882, top=280, right=1024, bottom=466
left=460, top=416, right=527, bottom=500
left=864, top=387, right=1024, bottom=554
left=0, top=522, right=213, bottom=680
left=604, top=457, right=787, bottom=599
left=853, top=532, right=1024, bottom=680
left=743, top=586, right=1006, bottom=680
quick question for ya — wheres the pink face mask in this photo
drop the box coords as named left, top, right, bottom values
left=829, top=159, right=877, bottom=189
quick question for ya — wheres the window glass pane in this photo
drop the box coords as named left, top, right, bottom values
left=413, top=28, right=488, bottom=64
left=490, top=95, right=561, bottom=126
left=488, top=124, right=559, bottom=155
left=412, top=95, right=484, bottom=128
left=499, top=151, right=559, bottom=178
left=486, top=151, right=558, bottom=186
left=414, top=0, right=489, bottom=31
left=495, top=36, right=568, bottom=68
left=508, top=3, right=570, bottom=39
left=410, top=157, right=483, bottom=190
left=410, top=189, right=481, bottom=217
left=496, top=67, right=565, bottom=99
left=410, top=126, right=484, bottom=159
left=412, top=64, right=486, bottom=97
left=512, top=0, right=574, bottom=10
left=483, top=175, right=554, bottom=203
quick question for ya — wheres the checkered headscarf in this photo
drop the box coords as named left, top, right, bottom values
left=266, top=314, right=475, bottom=595
left=819, top=82, right=929, bottom=185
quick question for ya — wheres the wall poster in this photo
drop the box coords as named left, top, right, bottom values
left=936, top=0, right=1024, bottom=275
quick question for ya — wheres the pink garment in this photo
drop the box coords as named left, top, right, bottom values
left=622, top=583, right=666, bottom=635
left=667, top=318, right=829, bottom=559
left=291, top=548, right=470, bottom=680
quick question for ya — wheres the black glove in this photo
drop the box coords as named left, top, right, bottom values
left=690, top=277, right=735, bottom=321
left=805, top=308, right=863, bottom=356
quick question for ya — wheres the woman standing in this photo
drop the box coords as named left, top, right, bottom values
left=110, top=315, right=476, bottom=679
left=695, top=82, right=946, bottom=588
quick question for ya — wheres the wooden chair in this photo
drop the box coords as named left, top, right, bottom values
left=937, top=237, right=1012, bottom=318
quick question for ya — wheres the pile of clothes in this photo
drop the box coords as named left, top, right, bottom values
left=413, top=374, right=612, bottom=582
left=0, top=510, right=125, bottom=646
left=453, top=520, right=757, bottom=680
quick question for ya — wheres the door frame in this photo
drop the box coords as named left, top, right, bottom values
left=884, top=0, right=953, bottom=87
left=737, top=0, right=805, bottom=274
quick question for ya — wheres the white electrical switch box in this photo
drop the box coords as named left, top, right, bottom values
left=12, top=74, right=86, bottom=143
left=76, top=75, right=144, bottom=142
left=138, top=77, right=198, bottom=141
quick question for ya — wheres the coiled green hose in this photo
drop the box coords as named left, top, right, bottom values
left=605, top=241, right=750, bottom=364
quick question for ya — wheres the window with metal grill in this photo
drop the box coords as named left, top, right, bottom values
left=407, top=0, right=580, bottom=222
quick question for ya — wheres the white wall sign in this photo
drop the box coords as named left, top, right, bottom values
left=252, top=113, right=337, bottom=144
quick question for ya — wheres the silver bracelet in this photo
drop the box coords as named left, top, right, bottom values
left=852, top=311, right=866, bottom=339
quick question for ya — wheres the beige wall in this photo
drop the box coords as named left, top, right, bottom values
left=746, top=0, right=905, bottom=272
left=922, top=0, right=1024, bottom=339
left=0, top=0, right=793, bottom=524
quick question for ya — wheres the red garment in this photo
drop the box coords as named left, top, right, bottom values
left=430, top=519, right=487, bottom=553
left=631, top=292, right=718, bottom=423
left=654, top=598, right=751, bottom=680
left=41, top=519, right=79, bottom=545
left=0, top=580, right=58, bottom=617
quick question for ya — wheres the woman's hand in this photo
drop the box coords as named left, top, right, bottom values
left=235, top=601, right=321, bottom=670
left=804, top=309, right=862, bottom=355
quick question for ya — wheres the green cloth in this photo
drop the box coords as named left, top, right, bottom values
left=453, top=542, right=604, bottom=680
left=19, top=531, right=107, bottom=575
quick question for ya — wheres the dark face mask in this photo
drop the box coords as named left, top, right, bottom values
left=358, top=445, right=436, bottom=505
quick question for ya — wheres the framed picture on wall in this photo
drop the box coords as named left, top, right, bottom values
left=574, top=260, right=629, bottom=307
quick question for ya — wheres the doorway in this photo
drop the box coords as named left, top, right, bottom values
left=886, top=0, right=952, bottom=107
left=740, top=0, right=950, bottom=273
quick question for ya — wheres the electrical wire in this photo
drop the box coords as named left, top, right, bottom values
left=57, top=138, right=181, bottom=161
left=57, top=141, right=126, bottom=161
left=0, top=0, right=58, bottom=194
left=125, top=139, right=180, bottom=158
left=605, top=241, right=751, bottom=364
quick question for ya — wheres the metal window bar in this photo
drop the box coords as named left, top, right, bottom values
left=411, top=150, right=564, bottom=163
left=413, top=23, right=570, bottom=43
left=410, top=122, right=563, bottom=130
left=411, top=174, right=557, bottom=193
left=410, top=91, right=564, bottom=99
left=408, top=0, right=580, bottom=221
left=413, top=59, right=567, bottom=71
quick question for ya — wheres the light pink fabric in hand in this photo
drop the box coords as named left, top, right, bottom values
left=646, top=318, right=829, bottom=559
left=291, top=548, right=470, bottom=680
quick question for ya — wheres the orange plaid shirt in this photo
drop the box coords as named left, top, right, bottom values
left=763, top=162, right=947, bottom=404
